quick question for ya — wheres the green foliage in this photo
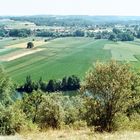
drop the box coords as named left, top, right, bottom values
left=82, top=60, right=139, bottom=132
left=0, top=106, right=15, bottom=135
left=95, top=33, right=102, bottom=39
left=46, top=80, right=57, bottom=92
left=114, top=113, right=140, bottom=131
left=34, top=93, right=85, bottom=129
left=82, top=97, right=98, bottom=126
left=73, top=30, right=85, bottom=37
left=17, top=75, right=80, bottom=93
left=113, top=28, right=121, bottom=34
left=136, top=31, right=140, bottom=38
left=108, top=33, right=117, bottom=41
left=117, top=32, right=134, bottom=41
left=0, top=61, right=140, bottom=134
left=112, top=28, right=134, bottom=41
left=127, top=73, right=140, bottom=116
left=20, top=90, right=43, bottom=123
left=0, top=104, right=33, bottom=135
left=37, top=94, right=65, bottom=129
left=9, top=29, right=32, bottom=37
left=17, top=76, right=39, bottom=93
left=69, top=120, right=87, bottom=130
left=128, top=113, right=140, bottom=130
left=0, top=67, right=13, bottom=107
left=27, top=42, right=34, bottom=49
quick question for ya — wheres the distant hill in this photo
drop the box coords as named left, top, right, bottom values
left=1, top=15, right=140, bottom=26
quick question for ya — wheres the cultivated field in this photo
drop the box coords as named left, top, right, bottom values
left=1, top=37, right=140, bottom=83
left=1, top=38, right=111, bottom=83
left=0, top=40, right=47, bottom=61
left=0, top=48, right=44, bottom=61
left=0, top=19, right=36, bottom=29
left=104, top=42, right=140, bottom=61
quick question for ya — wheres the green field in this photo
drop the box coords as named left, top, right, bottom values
left=1, top=37, right=140, bottom=83
left=0, top=19, right=36, bottom=29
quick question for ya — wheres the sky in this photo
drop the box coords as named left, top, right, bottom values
left=0, top=0, right=140, bottom=16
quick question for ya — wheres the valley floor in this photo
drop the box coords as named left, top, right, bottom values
left=1, top=130, right=140, bottom=140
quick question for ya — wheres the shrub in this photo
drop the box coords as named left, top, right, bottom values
left=70, top=120, right=87, bottom=130
left=113, top=113, right=130, bottom=131
left=0, top=104, right=36, bottom=135
left=37, top=95, right=65, bottom=129
left=0, top=106, right=15, bottom=135
left=129, top=113, right=140, bottom=130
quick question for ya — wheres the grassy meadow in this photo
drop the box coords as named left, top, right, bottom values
left=1, top=37, right=140, bottom=83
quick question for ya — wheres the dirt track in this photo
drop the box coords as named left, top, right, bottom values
left=0, top=48, right=44, bottom=61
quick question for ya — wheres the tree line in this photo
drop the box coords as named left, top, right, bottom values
left=0, top=27, right=140, bottom=42
left=17, top=75, right=80, bottom=93
left=0, top=29, right=32, bottom=37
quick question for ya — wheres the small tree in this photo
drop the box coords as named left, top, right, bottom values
left=109, top=33, right=117, bottom=41
left=23, top=76, right=34, bottom=93
left=0, top=67, right=13, bottom=107
left=21, top=90, right=43, bottom=123
left=82, top=60, right=137, bottom=132
left=67, top=75, right=80, bottom=90
left=27, top=42, right=34, bottom=49
left=46, top=80, right=56, bottom=92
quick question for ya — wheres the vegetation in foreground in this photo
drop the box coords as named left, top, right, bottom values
left=1, top=130, right=140, bottom=140
left=0, top=60, right=140, bottom=136
left=20, top=130, right=140, bottom=140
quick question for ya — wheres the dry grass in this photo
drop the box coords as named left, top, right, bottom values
left=19, top=129, right=140, bottom=140
left=0, top=130, right=140, bottom=140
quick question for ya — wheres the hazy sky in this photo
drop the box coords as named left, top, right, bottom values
left=0, top=0, right=140, bottom=16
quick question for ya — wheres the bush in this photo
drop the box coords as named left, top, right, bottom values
left=113, top=113, right=130, bottom=131
left=0, top=104, right=36, bottom=135
left=0, top=106, right=15, bottom=135
left=113, top=113, right=140, bottom=131
left=37, top=95, right=65, bottom=129
left=70, top=120, right=87, bottom=130
left=129, top=113, right=140, bottom=130
left=34, top=93, right=86, bottom=130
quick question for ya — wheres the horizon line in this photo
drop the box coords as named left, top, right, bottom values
left=1, top=14, right=140, bottom=17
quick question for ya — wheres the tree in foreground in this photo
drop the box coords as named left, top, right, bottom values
left=82, top=60, right=139, bottom=132
left=0, top=67, right=13, bottom=107
left=21, top=90, right=43, bottom=123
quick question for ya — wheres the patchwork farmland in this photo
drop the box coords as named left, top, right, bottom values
left=1, top=37, right=140, bottom=83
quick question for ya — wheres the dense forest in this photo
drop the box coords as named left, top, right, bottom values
left=9, top=16, right=140, bottom=26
